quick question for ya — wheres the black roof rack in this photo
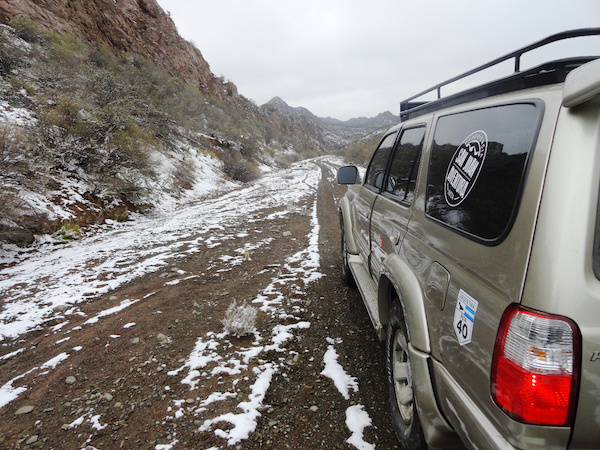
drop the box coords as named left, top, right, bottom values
left=399, top=28, right=600, bottom=121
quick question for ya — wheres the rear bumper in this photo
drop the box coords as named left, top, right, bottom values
left=430, top=359, right=571, bottom=449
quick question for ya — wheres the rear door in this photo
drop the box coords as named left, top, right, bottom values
left=352, top=131, right=397, bottom=271
left=406, top=99, right=553, bottom=445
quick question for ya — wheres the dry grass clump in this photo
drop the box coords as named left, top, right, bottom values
left=222, top=300, right=258, bottom=338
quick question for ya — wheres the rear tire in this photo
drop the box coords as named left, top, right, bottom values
left=386, top=301, right=427, bottom=449
left=341, top=227, right=354, bottom=286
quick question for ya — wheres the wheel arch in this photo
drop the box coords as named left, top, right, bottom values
left=382, top=257, right=462, bottom=448
left=378, top=254, right=431, bottom=353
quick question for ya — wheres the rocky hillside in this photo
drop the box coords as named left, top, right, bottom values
left=0, top=0, right=225, bottom=101
left=0, top=0, right=400, bottom=152
left=0, top=0, right=385, bottom=150
left=0, top=0, right=395, bottom=248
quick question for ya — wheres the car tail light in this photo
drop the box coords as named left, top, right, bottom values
left=491, top=304, right=580, bottom=426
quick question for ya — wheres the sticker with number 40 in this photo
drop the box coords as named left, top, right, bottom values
left=453, top=289, right=479, bottom=346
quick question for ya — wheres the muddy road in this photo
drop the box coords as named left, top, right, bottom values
left=0, top=157, right=400, bottom=449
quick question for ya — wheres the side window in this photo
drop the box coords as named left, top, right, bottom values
left=364, top=132, right=397, bottom=190
left=385, top=126, right=425, bottom=204
left=426, top=102, right=543, bottom=244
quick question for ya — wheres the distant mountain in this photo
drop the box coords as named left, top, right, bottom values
left=320, top=111, right=399, bottom=129
left=265, top=97, right=318, bottom=120
left=262, top=97, right=399, bottom=148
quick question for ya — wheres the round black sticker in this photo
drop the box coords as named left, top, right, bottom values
left=444, top=131, right=488, bottom=207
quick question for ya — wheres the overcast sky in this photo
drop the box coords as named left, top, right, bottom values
left=155, top=0, right=599, bottom=120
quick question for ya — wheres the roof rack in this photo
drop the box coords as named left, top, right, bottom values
left=399, top=28, right=600, bottom=121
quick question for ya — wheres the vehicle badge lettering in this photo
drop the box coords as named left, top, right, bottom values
left=444, top=131, right=488, bottom=207
left=592, top=352, right=600, bottom=362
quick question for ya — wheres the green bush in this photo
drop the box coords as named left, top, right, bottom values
left=8, top=17, right=40, bottom=43
left=40, top=95, right=87, bottom=135
left=45, top=32, right=89, bottom=64
left=108, top=124, right=154, bottom=169
left=52, top=221, right=81, bottom=241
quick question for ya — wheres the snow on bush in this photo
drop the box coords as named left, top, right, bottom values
left=222, top=300, right=257, bottom=337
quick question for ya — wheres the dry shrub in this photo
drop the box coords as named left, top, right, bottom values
left=0, top=25, right=30, bottom=75
left=109, top=124, right=154, bottom=168
left=220, top=150, right=261, bottom=183
left=40, top=95, right=84, bottom=133
left=0, top=125, right=37, bottom=169
left=222, top=300, right=257, bottom=338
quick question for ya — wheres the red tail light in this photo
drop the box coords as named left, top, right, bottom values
left=491, top=304, right=580, bottom=426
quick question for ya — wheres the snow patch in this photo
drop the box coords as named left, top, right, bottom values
left=321, top=340, right=358, bottom=400
left=199, top=364, right=275, bottom=445
left=346, top=404, right=376, bottom=450
left=82, top=299, right=140, bottom=325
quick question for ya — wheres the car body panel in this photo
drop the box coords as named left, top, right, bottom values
left=337, top=50, right=600, bottom=449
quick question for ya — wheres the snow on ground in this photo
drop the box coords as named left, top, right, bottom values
left=0, top=99, right=36, bottom=126
left=0, top=156, right=375, bottom=448
left=321, top=337, right=359, bottom=400
left=0, top=159, right=311, bottom=340
left=0, top=103, right=239, bottom=262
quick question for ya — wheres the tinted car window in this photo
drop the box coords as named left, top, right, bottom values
left=385, top=127, right=425, bottom=204
left=426, top=103, right=543, bottom=243
left=364, top=132, right=397, bottom=190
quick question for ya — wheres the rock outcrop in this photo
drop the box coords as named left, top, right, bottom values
left=0, top=0, right=228, bottom=101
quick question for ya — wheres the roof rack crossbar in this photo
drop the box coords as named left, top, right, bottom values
left=400, top=28, right=600, bottom=113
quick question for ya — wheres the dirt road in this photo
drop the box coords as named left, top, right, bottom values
left=0, top=158, right=400, bottom=449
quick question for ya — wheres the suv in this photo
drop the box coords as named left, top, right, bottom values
left=338, top=29, right=600, bottom=449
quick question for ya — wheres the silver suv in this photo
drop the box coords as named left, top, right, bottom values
left=338, top=29, right=600, bottom=449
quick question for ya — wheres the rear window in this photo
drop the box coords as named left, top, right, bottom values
left=426, top=102, right=543, bottom=244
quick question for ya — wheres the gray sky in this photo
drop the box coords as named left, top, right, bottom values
left=156, top=0, right=600, bottom=120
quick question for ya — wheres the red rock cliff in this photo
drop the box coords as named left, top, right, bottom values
left=0, top=0, right=229, bottom=101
